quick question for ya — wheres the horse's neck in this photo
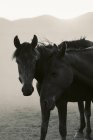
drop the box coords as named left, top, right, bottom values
left=66, top=50, right=93, bottom=84
left=67, top=39, right=93, bottom=49
left=35, top=51, right=49, bottom=83
left=67, top=49, right=93, bottom=68
left=35, top=58, right=44, bottom=83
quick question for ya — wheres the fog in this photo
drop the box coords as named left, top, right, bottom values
left=0, top=12, right=93, bottom=109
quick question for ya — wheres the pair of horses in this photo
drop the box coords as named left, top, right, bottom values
left=13, top=35, right=93, bottom=140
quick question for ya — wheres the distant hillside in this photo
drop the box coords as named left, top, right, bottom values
left=1, top=12, right=93, bottom=43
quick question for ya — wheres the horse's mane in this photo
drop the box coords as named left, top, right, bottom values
left=58, top=38, right=93, bottom=51
left=37, top=42, right=58, bottom=55
left=13, top=38, right=93, bottom=59
left=38, top=41, right=56, bottom=48
left=13, top=41, right=58, bottom=59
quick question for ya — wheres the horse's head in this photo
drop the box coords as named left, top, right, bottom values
left=13, top=35, right=39, bottom=96
left=40, top=45, right=73, bottom=110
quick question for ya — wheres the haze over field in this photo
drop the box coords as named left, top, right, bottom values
left=0, top=12, right=93, bottom=108
left=0, top=12, right=93, bottom=140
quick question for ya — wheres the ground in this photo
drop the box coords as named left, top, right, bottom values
left=0, top=103, right=93, bottom=140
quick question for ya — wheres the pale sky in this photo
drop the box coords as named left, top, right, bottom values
left=0, top=0, right=93, bottom=20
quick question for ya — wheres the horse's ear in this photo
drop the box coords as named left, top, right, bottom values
left=14, top=36, right=20, bottom=49
left=58, top=45, right=66, bottom=57
left=31, top=35, right=38, bottom=48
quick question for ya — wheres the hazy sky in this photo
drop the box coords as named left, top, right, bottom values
left=0, top=0, right=93, bottom=20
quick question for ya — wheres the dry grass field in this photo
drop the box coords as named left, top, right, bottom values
left=0, top=103, right=92, bottom=140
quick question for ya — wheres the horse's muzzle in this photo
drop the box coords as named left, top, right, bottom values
left=22, top=85, right=34, bottom=96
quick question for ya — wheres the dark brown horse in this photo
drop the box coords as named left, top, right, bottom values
left=40, top=44, right=93, bottom=140
left=13, top=35, right=93, bottom=140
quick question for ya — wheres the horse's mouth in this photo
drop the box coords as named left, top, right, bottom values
left=23, top=92, right=32, bottom=96
left=22, top=86, right=34, bottom=96
left=22, top=89, right=33, bottom=96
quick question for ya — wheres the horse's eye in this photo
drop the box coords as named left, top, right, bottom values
left=19, top=77, right=22, bottom=83
left=16, top=60, right=19, bottom=64
left=19, top=68, right=22, bottom=74
left=16, top=58, right=21, bottom=64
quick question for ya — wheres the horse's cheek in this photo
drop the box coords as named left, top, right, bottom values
left=60, top=70, right=73, bottom=89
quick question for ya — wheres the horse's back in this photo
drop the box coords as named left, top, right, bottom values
left=62, top=48, right=93, bottom=102
left=67, top=48, right=93, bottom=84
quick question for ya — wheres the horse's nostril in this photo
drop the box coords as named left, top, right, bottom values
left=31, top=86, right=34, bottom=93
left=21, top=85, right=34, bottom=96
left=19, top=77, right=22, bottom=83
left=22, top=87, right=24, bottom=93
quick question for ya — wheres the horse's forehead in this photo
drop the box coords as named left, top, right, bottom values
left=16, top=47, right=36, bottom=62
left=22, top=42, right=31, bottom=46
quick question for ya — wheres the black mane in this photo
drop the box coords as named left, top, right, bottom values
left=13, top=42, right=58, bottom=59
left=36, top=43, right=58, bottom=61
left=13, top=38, right=93, bottom=59
left=58, top=38, right=93, bottom=51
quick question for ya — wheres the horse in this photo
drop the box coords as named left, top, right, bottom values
left=13, top=35, right=93, bottom=140
left=13, top=35, right=57, bottom=96
left=58, top=37, right=93, bottom=50
left=40, top=44, right=93, bottom=140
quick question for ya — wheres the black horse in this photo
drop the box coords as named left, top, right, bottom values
left=13, top=35, right=93, bottom=140
left=58, top=37, right=93, bottom=50
left=40, top=45, right=93, bottom=140
left=13, top=35, right=57, bottom=96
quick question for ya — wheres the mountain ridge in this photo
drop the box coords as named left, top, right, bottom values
left=0, top=12, right=93, bottom=22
